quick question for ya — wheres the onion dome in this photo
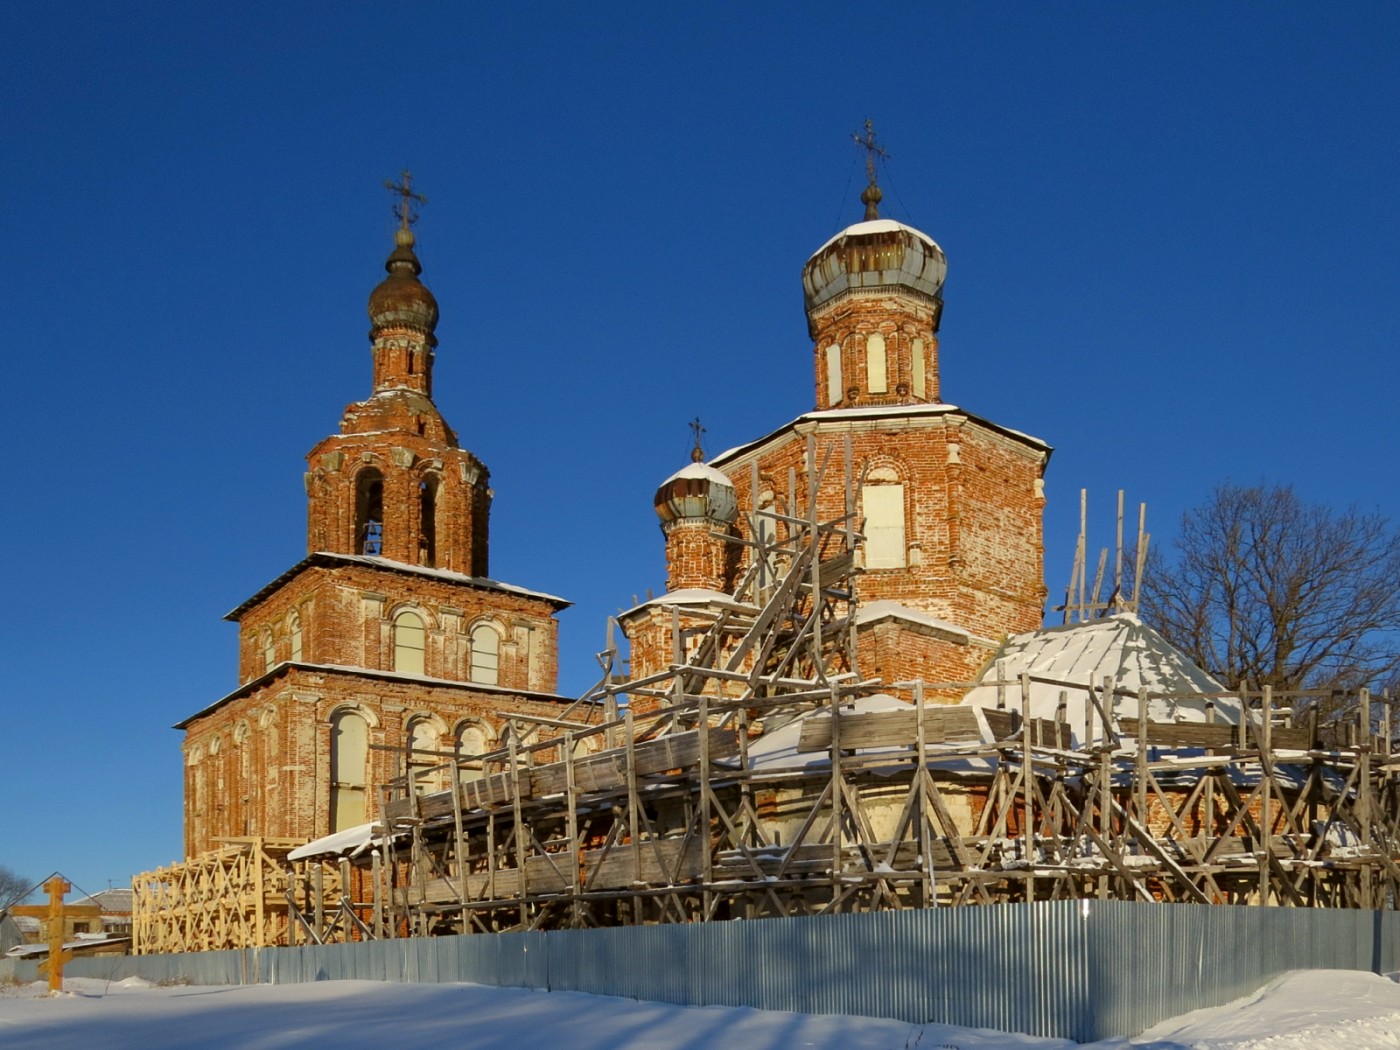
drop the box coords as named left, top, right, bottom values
left=654, top=450, right=739, bottom=530
left=802, top=218, right=947, bottom=318
left=368, top=228, right=439, bottom=345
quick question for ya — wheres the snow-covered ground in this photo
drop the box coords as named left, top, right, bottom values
left=1, top=969, right=1398, bottom=1049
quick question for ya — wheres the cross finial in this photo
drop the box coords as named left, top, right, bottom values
left=385, top=169, right=428, bottom=232
left=852, top=119, right=888, bottom=220
left=689, top=417, right=706, bottom=463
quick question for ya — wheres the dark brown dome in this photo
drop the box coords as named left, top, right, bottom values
left=368, top=229, right=439, bottom=343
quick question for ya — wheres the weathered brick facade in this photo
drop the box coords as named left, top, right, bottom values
left=178, top=224, right=570, bottom=857
left=178, top=667, right=569, bottom=855
left=228, top=557, right=561, bottom=693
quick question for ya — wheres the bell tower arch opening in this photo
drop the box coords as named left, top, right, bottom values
left=419, top=474, right=439, bottom=567
left=355, top=468, right=385, bottom=556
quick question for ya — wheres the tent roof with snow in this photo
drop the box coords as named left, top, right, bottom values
left=959, top=613, right=1240, bottom=746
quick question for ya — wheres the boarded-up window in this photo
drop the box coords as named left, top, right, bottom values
left=862, top=482, right=906, bottom=568
left=912, top=338, right=926, bottom=400
left=288, top=611, right=303, bottom=662
left=330, top=711, right=368, bottom=832
left=867, top=333, right=887, bottom=394
left=470, top=624, right=500, bottom=685
left=825, top=344, right=842, bottom=406
left=408, top=718, right=443, bottom=793
left=571, top=735, right=595, bottom=761
left=456, top=723, right=489, bottom=782
left=394, top=611, right=426, bottom=674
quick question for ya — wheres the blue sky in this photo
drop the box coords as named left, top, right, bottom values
left=3, top=4, right=1398, bottom=898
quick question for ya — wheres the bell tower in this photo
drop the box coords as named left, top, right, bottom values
left=176, top=174, right=570, bottom=858
left=304, top=173, right=491, bottom=574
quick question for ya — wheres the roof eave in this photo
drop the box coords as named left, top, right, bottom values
left=175, top=661, right=576, bottom=730
left=710, top=404, right=1051, bottom=470
left=224, top=552, right=572, bottom=622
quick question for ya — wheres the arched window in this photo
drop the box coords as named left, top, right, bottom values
left=407, top=717, right=444, bottom=793
left=862, top=467, right=906, bottom=569
left=189, top=745, right=206, bottom=840
left=287, top=611, right=303, bottom=662
left=329, top=710, right=368, bottom=832
left=469, top=624, right=500, bottom=685
left=911, top=337, right=926, bottom=400
left=867, top=333, right=888, bottom=394
left=234, top=722, right=251, bottom=833
left=455, top=722, right=490, bottom=783
left=394, top=611, right=426, bottom=675
left=355, top=468, right=385, bottom=556
left=754, top=487, right=779, bottom=592
left=418, top=475, right=439, bottom=567
left=570, top=735, right=596, bottom=761
left=262, top=629, right=275, bottom=673
left=824, top=344, right=842, bottom=406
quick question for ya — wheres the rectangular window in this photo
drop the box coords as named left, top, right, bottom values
left=912, top=338, right=926, bottom=399
left=825, top=344, right=842, bottom=406
left=867, top=333, right=887, bottom=394
left=863, top=483, right=906, bottom=568
left=394, top=615, right=426, bottom=675
left=470, top=628, right=500, bottom=685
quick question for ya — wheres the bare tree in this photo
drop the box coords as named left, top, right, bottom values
left=0, top=865, right=34, bottom=909
left=1140, top=483, right=1400, bottom=692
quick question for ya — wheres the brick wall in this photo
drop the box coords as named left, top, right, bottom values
left=180, top=665, right=574, bottom=856
left=807, top=292, right=942, bottom=408
left=719, top=412, right=1047, bottom=636
left=232, top=559, right=561, bottom=694
left=663, top=520, right=734, bottom=592
left=305, top=419, right=491, bottom=576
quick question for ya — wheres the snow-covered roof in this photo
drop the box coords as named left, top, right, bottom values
left=72, top=888, right=133, bottom=912
left=288, top=822, right=397, bottom=862
left=225, top=552, right=570, bottom=621
left=959, top=614, right=1239, bottom=744
left=5, top=935, right=130, bottom=958
left=854, top=600, right=979, bottom=643
left=709, top=403, right=1050, bottom=468
left=744, top=694, right=995, bottom=776
left=616, top=589, right=757, bottom=620
left=659, top=461, right=735, bottom=488
left=175, top=661, right=572, bottom=729
left=809, top=218, right=942, bottom=258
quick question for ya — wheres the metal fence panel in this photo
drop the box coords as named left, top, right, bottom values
left=12, top=903, right=1399, bottom=1039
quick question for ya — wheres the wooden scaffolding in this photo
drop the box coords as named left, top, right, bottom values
left=132, top=838, right=341, bottom=954
left=289, top=446, right=1400, bottom=937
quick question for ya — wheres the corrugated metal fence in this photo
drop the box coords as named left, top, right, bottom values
left=4, top=903, right=1397, bottom=1040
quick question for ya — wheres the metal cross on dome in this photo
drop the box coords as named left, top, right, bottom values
left=385, top=170, right=428, bottom=230
left=689, top=417, right=706, bottom=463
left=852, top=119, right=889, bottom=189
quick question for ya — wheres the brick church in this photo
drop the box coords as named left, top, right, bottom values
left=621, top=163, right=1049, bottom=694
left=176, top=184, right=573, bottom=856
left=176, top=159, right=1051, bottom=859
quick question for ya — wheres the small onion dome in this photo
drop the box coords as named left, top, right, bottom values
left=654, top=461, right=738, bottom=529
left=368, top=228, right=439, bottom=344
left=801, top=218, right=947, bottom=316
